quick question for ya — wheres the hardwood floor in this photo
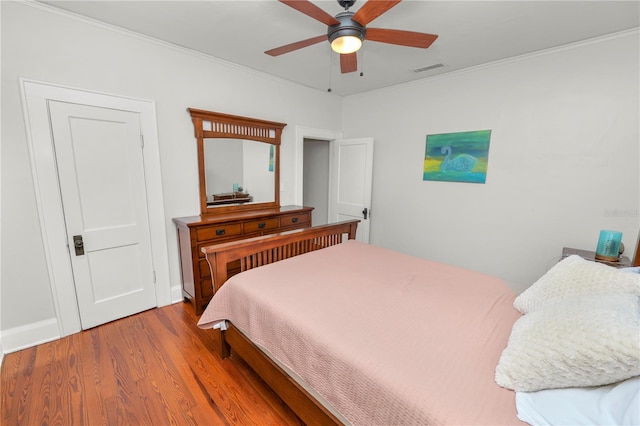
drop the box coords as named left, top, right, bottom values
left=1, top=302, right=303, bottom=425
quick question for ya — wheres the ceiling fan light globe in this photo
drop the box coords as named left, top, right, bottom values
left=331, top=35, right=362, bottom=54
left=328, top=11, right=366, bottom=54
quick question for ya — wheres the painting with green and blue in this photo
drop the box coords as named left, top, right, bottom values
left=423, top=129, right=491, bottom=183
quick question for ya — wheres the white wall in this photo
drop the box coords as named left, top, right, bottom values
left=1, top=1, right=341, bottom=348
left=342, top=31, right=640, bottom=293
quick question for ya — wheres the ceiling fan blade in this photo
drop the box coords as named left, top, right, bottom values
left=279, top=0, right=339, bottom=26
left=352, top=0, right=401, bottom=26
left=340, top=53, right=358, bottom=74
left=365, top=28, right=438, bottom=48
left=265, top=35, right=327, bottom=56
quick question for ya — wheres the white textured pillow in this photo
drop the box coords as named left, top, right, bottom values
left=514, top=255, right=640, bottom=314
left=496, top=294, right=640, bottom=392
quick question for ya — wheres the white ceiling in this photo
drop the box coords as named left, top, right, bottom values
left=40, top=1, right=640, bottom=96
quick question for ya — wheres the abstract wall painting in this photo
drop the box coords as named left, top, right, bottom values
left=269, top=145, right=275, bottom=172
left=423, top=130, right=492, bottom=183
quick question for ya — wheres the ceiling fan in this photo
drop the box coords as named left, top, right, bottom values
left=265, top=0, right=438, bottom=74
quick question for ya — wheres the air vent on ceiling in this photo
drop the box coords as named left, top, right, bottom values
left=414, top=63, right=447, bottom=73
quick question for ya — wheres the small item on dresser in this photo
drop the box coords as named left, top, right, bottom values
left=595, top=229, right=623, bottom=262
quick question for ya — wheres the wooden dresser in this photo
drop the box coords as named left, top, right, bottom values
left=174, top=205, right=313, bottom=314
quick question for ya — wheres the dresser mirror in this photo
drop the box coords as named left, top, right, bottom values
left=188, top=108, right=286, bottom=216
left=204, top=138, right=275, bottom=206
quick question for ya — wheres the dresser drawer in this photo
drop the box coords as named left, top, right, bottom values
left=243, top=217, right=279, bottom=233
left=280, top=212, right=311, bottom=228
left=196, top=223, right=242, bottom=241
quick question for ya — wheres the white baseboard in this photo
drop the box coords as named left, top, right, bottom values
left=2, top=318, right=60, bottom=354
left=1, top=296, right=188, bottom=357
left=170, top=284, right=184, bottom=304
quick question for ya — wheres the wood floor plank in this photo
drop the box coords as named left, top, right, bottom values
left=164, top=304, right=301, bottom=425
left=152, top=304, right=296, bottom=425
left=150, top=308, right=256, bottom=424
left=230, top=355, right=303, bottom=426
left=124, top=314, right=208, bottom=425
left=101, top=315, right=163, bottom=425
left=2, top=347, right=37, bottom=425
left=31, top=342, right=56, bottom=425
left=46, top=338, right=70, bottom=425
left=77, top=327, right=110, bottom=426
left=159, top=304, right=294, bottom=425
left=1, top=303, right=303, bottom=425
left=0, top=348, right=21, bottom=423
left=63, top=333, right=90, bottom=425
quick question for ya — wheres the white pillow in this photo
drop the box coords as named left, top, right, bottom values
left=495, top=293, right=640, bottom=392
left=516, top=376, right=640, bottom=426
left=514, top=255, right=640, bottom=314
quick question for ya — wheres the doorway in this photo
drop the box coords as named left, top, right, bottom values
left=21, top=79, right=171, bottom=337
left=303, top=138, right=330, bottom=225
left=295, top=126, right=373, bottom=243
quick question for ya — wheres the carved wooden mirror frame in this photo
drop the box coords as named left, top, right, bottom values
left=188, top=108, right=286, bottom=216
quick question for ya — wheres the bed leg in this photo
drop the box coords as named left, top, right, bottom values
left=220, top=330, right=231, bottom=359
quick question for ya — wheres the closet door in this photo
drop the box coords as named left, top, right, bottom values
left=49, top=101, right=157, bottom=329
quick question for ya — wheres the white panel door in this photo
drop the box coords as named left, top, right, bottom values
left=330, top=138, right=374, bottom=243
left=49, top=101, right=156, bottom=329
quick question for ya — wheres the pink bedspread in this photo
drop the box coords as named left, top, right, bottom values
left=198, top=240, right=524, bottom=425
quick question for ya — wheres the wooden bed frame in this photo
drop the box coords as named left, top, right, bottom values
left=201, top=220, right=359, bottom=425
left=201, top=224, right=640, bottom=425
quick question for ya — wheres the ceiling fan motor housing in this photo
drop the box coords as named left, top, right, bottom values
left=328, top=11, right=366, bottom=45
left=337, top=0, right=356, bottom=9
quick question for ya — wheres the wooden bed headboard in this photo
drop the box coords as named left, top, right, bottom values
left=202, top=220, right=360, bottom=294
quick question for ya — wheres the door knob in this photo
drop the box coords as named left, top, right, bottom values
left=362, top=208, right=368, bottom=220
left=73, top=235, right=85, bottom=256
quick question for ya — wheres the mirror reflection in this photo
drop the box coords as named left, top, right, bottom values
left=204, top=138, right=276, bottom=207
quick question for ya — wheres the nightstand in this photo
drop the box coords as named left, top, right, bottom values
left=562, top=247, right=632, bottom=268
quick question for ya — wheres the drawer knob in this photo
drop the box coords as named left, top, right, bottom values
left=258, top=222, right=266, bottom=229
left=216, top=229, right=226, bottom=236
left=292, top=217, right=299, bottom=223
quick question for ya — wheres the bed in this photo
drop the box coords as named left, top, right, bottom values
left=197, top=222, right=640, bottom=425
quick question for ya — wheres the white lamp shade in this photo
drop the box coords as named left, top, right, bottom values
left=330, top=35, right=362, bottom=54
